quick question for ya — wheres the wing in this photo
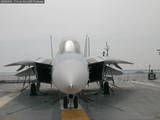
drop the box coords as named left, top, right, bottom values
left=5, top=60, right=35, bottom=67
left=88, top=56, right=133, bottom=83
left=5, top=58, right=53, bottom=84
left=5, top=57, right=52, bottom=67
left=88, top=56, right=133, bottom=65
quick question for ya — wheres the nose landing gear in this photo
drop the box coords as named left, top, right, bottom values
left=63, top=95, right=78, bottom=109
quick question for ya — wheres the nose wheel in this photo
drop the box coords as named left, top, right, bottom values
left=63, top=95, right=78, bottom=109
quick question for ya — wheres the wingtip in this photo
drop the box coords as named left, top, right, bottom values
left=4, top=64, right=11, bottom=67
left=4, top=63, right=17, bottom=67
left=124, top=61, right=134, bottom=64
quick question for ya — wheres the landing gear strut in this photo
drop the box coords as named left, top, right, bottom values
left=63, top=95, right=78, bottom=109
left=63, top=96, right=68, bottom=109
left=103, top=81, right=110, bottom=95
left=73, top=96, right=78, bottom=109
left=30, top=83, right=37, bottom=96
left=99, top=80, right=110, bottom=95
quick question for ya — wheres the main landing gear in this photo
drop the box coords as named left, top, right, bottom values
left=103, top=81, right=110, bottom=95
left=100, top=81, right=110, bottom=95
left=30, top=81, right=41, bottom=96
left=63, top=95, right=78, bottom=109
left=30, top=83, right=37, bottom=96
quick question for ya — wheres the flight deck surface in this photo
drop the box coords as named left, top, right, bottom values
left=1, top=73, right=160, bottom=120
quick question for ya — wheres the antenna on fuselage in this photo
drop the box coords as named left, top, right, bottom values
left=50, top=35, right=54, bottom=60
left=103, top=41, right=109, bottom=57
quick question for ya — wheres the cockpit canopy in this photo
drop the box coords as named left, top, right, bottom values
left=59, top=40, right=81, bottom=54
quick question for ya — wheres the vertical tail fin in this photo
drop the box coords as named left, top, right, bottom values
left=84, top=35, right=90, bottom=57
left=84, top=35, right=87, bottom=57
left=88, top=36, right=90, bottom=57
left=50, top=35, right=54, bottom=60
left=50, top=35, right=54, bottom=88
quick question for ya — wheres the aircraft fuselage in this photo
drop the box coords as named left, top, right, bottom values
left=52, top=40, right=89, bottom=95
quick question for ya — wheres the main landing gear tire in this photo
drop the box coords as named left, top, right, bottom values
left=63, top=96, right=68, bottom=109
left=103, top=81, right=110, bottom=95
left=148, top=73, right=156, bottom=80
left=73, top=96, right=78, bottom=109
left=30, top=83, right=37, bottom=96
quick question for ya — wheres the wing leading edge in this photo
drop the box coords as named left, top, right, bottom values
left=5, top=58, right=53, bottom=84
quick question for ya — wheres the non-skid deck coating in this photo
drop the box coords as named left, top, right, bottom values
left=1, top=73, right=160, bottom=120
left=59, top=98, right=90, bottom=120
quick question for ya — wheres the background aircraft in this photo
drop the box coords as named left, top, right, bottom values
left=5, top=36, right=133, bottom=109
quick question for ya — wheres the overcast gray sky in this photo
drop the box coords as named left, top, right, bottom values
left=0, top=0, right=160, bottom=72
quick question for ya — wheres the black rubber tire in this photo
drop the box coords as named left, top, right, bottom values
left=103, top=82, right=110, bottom=95
left=30, top=83, right=37, bottom=96
left=36, top=82, right=41, bottom=92
left=148, top=73, right=156, bottom=80
left=63, top=96, right=68, bottom=109
left=73, top=96, right=78, bottom=109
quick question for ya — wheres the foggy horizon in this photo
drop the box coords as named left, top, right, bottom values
left=0, top=0, right=160, bottom=72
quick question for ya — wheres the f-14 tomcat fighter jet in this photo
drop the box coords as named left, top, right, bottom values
left=5, top=37, right=133, bottom=109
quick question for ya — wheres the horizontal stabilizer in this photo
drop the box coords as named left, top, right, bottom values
left=113, top=63, right=122, bottom=69
left=17, top=65, right=25, bottom=71
left=15, top=67, right=35, bottom=77
left=105, top=66, right=123, bottom=75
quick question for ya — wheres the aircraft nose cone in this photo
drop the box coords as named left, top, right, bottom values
left=53, top=59, right=88, bottom=94
left=61, top=66, right=82, bottom=94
